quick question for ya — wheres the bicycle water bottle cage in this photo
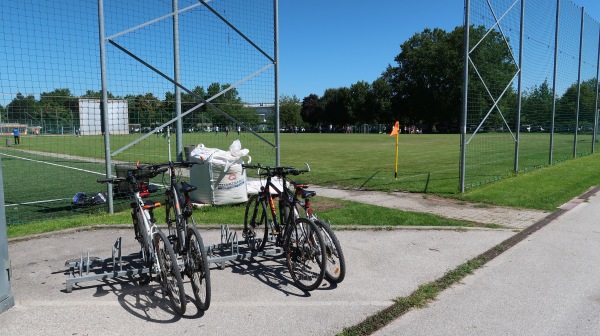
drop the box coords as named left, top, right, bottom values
left=180, top=181, right=197, bottom=193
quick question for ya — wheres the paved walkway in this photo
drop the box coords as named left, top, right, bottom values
left=312, top=186, right=550, bottom=229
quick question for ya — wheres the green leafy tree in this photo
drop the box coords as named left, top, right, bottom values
left=349, top=81, right=375, bottom=124
left=300, top=94, right=323, bottom=125
left=6, top=93, right=36, bottom=122
left=277, top=94, right=303, bottom=129
left=124, top=93, right=162, bottom=127
left=321, top=87, right=352, bottom=127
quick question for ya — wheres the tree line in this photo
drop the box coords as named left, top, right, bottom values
left=289, top=25, right=598, bottom=133
left=0, top=83, right=258, bottom=131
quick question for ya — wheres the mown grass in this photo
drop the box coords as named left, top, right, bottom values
left=7, top=196, right=480, bottom=239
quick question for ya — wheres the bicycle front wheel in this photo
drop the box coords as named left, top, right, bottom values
left=315, top=219, right=346, bottom=283
left=155, top=229, right=186, bottom=315
left=186, top=225, right=211, bottom=311
left=243, top=194, right=268, bottom=251
left=285, top=218, right=326, bottom=291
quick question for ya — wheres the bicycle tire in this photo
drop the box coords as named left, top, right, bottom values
left=186, top=225, right=212, bottom=311
left=243, top=194, right=268, bottom=251
left=155, top=229, right=187, bottom=315
left=285, top=218, right=326, bottom=291
left=315, top=219, right=346, bottom=283
left=135, top=210, right=152, bottom=285
left=164, top=195, right=180, bottom=245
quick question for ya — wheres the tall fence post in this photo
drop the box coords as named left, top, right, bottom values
left=574, top=6, right=585, bottom=158
left=0, top=158, right=14, bottom=314
left=549, top=0, right=561, bottom=165
left=274, top=0, right=280, bottom=165
left=593, top=25, right=600, bottom=151
left=98, top=0, right=114, bottom=213
left=514, top=0, right=525, bottom=172
left=173, top=0, right=183, bottom=162
left=460, top=0, right=470, bottom=193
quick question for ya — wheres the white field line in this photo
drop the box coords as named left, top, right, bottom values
left=1, top=152, right=107, bottom=176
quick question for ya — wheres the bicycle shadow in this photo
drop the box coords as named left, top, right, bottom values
left=57, top=266, right=205, bottom=321
left=224, top=256, right=310, bottom=297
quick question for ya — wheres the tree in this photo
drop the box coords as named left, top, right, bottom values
left=278, top=94, right=303, bottom=129
left=124, top=93, right=162, bottom=127
left=384, top=25, right=515, bottom=130
left=349, top=81, right=375, bottom=124
left=5, top=93, right=36, bottom=121
left=300, top=94, right=322, bottom=125
left=320, top=87, right=352, bottom=127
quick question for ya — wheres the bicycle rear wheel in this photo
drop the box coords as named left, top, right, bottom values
left=243, top=194, right=268, bottom=251
left=315, top=219, right=346, bottom=283
left=285, top=218, right=326, bottom=291
left=186, top=225, right=211, bottom=311
left=155, top=229, right=186, bottom=315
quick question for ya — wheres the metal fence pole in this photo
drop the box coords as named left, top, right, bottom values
left=459, top=0, right=470, bottom=193
left=98, top=0, right=114, bottom=213
left=574, top=6, right=585, bottom=158
left=515, top=0, right=526, bottom=172
left=549, top=0, right=561, bottom=165
left=593, top=25, right=600, bottom=151
left=173, top=0, right=183, bottom=161
left=274, top=0, right=280, bottom=165
left=0, top=158, right=14, bottom=314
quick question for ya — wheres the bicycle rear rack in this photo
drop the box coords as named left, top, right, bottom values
left=205, top=225, right=283, bottom=270
left=64, top=237, right=149, bottom=293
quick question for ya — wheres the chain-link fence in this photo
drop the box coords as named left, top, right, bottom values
left=462, top=0, right=600, bottom=191
left=1, top=0, right=277, bottom=224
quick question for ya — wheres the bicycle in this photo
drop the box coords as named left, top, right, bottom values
left=282, top=164, right=346, bottom=284
left=242, top=164, right=327, bottom=291
left=97, top=164, right=187, bottom=315
left=154, top=160, right=211, bottom=311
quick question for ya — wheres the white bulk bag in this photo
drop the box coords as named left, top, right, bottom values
left=188, top=140, right=250, bottom=205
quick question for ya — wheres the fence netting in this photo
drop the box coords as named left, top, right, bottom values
left=1, top=0, right=276, bottom=224
left=464, top=0, right=600, bottom=189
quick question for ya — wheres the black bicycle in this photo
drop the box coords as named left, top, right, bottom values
left=158, top=160, right=211, bottom=311
left=97, top=164, right=187, bottom=315
left=283, top=165, right=346, bottom=284
left=243, top=164, right=327, bottom=291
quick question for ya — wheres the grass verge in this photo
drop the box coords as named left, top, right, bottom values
left=7, top=196, right=482, bottom=239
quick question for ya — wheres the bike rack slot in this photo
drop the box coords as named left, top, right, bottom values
left=206, top=225, right=283, bottom=270
left=64, top=237, right=149, bottom=293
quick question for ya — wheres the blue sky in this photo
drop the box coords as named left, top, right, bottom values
left=2, top=0, right=600, bottom=107
left=277, top=0, right=600, bottom=100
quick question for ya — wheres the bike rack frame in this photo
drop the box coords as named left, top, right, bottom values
left=64, top=237, right=149, bottom=293
left=64, top=225, right=282, bottom=292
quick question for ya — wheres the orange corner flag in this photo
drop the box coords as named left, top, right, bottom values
left=390, top=121, right=400, bottom=136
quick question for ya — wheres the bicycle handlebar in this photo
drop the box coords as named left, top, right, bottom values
left=242, top=162, right=311, bottom=177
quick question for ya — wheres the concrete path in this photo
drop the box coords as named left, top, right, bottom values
left=0, top=227, right=514, bottom=335
left=313, top=186, right=549, bottom=229
left=375, top=191, right=600, bottom=335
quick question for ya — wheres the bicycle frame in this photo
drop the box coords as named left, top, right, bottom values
left=252, top=166, right=308, bottom=246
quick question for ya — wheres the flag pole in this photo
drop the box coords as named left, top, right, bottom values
left=395, top=131, right=399, bottom=179
left=390, top=121, right=400, bottom=179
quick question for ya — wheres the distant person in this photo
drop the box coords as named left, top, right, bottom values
left=13, top=128, right=20, bottom=145
left=225, top=126, right=229, bottom=137
left=215, top=126, right=219, bottom=135
left=237, top=126, right=241, bottom=136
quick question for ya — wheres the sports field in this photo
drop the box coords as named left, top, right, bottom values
left=0, top=131, right=589, bottom=224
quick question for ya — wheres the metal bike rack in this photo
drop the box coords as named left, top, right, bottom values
left=205, top=225, right=283, bottom=270
left=64, top=225, right=283, bottom=292
left=64, top=237, right=149, bottom=293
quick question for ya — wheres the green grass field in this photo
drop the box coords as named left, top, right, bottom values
left=2, top=131, right=599, bottom=225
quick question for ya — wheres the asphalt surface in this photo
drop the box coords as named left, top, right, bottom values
left=0, top=187, right=595, bottom=335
